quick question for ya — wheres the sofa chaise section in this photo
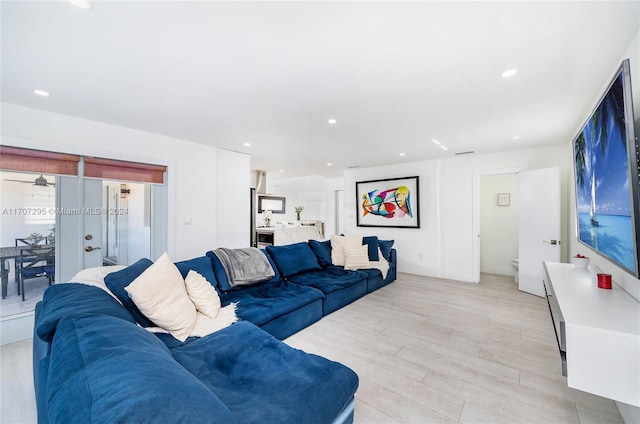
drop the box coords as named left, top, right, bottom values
left=172, top=321, right=358, bottom=424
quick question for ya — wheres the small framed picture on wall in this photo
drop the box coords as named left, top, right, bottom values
left=497, top=193, right=510, bottom=206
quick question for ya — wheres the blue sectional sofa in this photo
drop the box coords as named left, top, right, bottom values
left=33, top=237, right=396, bottom=424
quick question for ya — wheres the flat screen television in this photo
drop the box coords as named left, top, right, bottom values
left=572, top=58, right=640, bottom=278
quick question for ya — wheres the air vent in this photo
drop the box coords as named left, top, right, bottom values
left=454, top=151, right=475, bottom=156
left=347, top=165, right=360, bottom=169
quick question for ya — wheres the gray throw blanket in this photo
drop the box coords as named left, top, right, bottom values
left=213, top=247, right=275, bottom=288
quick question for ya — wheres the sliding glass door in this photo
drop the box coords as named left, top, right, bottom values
left=85, top=180, right=151, bottom=269
left=0, top=171, right=57, bottom=316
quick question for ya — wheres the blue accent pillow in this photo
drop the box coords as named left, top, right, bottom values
left=261, top=249, right=282, bottom=284
left=206, top=251, right=231, bottom=291
left=206, top=250, right=278, bottom=292
left=309, top=240, right=332, bottom=267
left=378, top=239, right=394, bottom=261
left=175, top=256, right=218, bottom=289
left=104, top=258, right=155, bottom=327
left=266, top=242, right=322, bottom=278
left=362, top=236, right=380, bottom=261
left=46, top=314, right=235, bottom=424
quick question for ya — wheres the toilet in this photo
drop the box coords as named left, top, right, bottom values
left=511, top=259, right=519, bottom=283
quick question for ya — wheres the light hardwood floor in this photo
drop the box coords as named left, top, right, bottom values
left=0, top=273, right=623, bottom=423
left=285, top=273, right=623, bottom=424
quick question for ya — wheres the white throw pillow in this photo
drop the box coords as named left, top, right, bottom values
left=184, top=270, right=221, bottom=319
left=343, top=244, right=371, bottom=270
left=331, top=235, right=362, bottom=266
left=125, top=253, right=197, bottom=342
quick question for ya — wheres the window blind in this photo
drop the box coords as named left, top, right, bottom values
left=83, top=157, right=166, bottom=184
left=0, top=146, right=80, bottom=175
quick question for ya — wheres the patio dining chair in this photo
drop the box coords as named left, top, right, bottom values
left=14, top=237, right=46, bottom=291
left=18, top=246, right=55, bottom=301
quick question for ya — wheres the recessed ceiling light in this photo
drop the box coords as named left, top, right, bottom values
left=279, top=169, right=284, bottom=172
left=34, top=89, right=50, bottom=97
left=399, top=153, right=406, bottom=156
left=431, top=139, right=441, bottom=145
left=501, top=69, right=518, bottom=78
left=440, top=145, right=448, bottom=151
left=512, top=135, right=521, bottom=140
left=243, top=142, right=251, bottom=147
left=68, top=0, right=91, bottom=9
left=328, top=119, right=337, bottom=125
left=327, top=163, right=333, bottom=167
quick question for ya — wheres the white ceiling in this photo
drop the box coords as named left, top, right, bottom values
left=2, top=1, right=639, bottom=180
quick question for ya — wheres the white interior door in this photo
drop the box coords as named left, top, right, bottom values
left=518, top=167, right=561, bottom=296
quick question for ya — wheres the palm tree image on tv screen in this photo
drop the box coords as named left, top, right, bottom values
left=573, top=63, right=637, bottom=275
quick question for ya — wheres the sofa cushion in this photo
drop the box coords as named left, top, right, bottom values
left=104, top=258, right=155, bottom=327
left=309, top=239, right=333, bottom=267
left=174, top=256, right=219, bottom=289
left=220, top=280, right=323, bottom=327
left=36, top=283, right=135, bottom=343
left=379, top=239, right=395, bottom=261
left=46, top=314, right=236, bottom=424
left=125, top=253, right=197, bottom=342
left=362, top=235, right=380, bottom=261
left=287, top=266, right=367, bottom=294
left=266, top=242, right=321, bottom=278
left=171, top=321, right=359, bottom=424
left=206, top=249, right=280, bottom=292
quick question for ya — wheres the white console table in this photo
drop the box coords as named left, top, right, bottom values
left=543, top=262, right=640, bottom=406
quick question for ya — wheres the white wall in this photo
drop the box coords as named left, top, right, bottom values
left=480, top=173, right=519, bottom=276
left=344, top=144, right=572, bottom=280
left=216, top=149, right=251, bottom=248
left=1, top=102, right=249, bottom=261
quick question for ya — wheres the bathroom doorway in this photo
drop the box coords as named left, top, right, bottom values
left=472, top=168, right=521, bottom=283
left=473, top=167, right=562, bottom=289
left=479, top=173, right=520, bottom=280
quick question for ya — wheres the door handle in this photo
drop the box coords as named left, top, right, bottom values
left=543, top=240, right=560, bottom=245
left=85, top=246, right=101, bottom=252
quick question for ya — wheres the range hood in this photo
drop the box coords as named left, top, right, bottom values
left=255, top=170, right=267, bottom=195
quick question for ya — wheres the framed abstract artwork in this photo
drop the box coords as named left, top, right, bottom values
left=356, top=176, right=420, bottom=228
